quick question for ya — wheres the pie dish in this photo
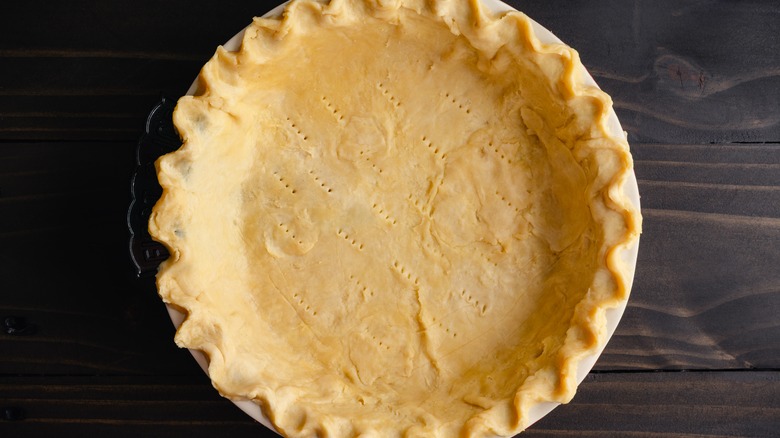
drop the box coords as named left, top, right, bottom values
left=149, top=0, right=642, bottom=436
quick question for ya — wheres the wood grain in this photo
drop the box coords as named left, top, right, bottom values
left=527, top=371, right=780, bottom=438
left=596, top=208, right=780, bottom=370
left=596, top=142, right=780, bottom=370
left=1, top=1, right=779, bottom=436
left=519, top=0, right=780, bottom=144
left=637, top=181, right=780, bottom=218
left=0, top=140, right=197, bottom=374
left=0, top=376, right=264, bottom=438
left=632, top=144, right=780, bottom=165
left=0, top=227, right=202, bottom=375
left=0, top=373, right=776, bottom=438
left=1, top=1, right=778, bottom=142
left=1, top=141, right=777, bottom=375
left=0, top=0, right=272, bottom=141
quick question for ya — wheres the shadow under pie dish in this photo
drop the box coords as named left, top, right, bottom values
left=149, top=0, right=642, bottom=436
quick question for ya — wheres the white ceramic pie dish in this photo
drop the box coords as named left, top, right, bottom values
left=166, top=0, right=641, bottom=434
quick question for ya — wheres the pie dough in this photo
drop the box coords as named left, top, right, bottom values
left=149, top=0, right=641, bottom=436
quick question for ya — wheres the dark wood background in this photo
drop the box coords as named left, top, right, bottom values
left=2, top=1, right=778, bottom=436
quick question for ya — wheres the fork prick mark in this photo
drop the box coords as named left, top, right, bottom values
left=272, top=171, right=298, bottom=196
left=495, top=189, right=520, bottom=213
left=444, top=92, right=472, bottom=115
left=291, top=291, right=317, bottom=317
left=392, top=260, right=421, bottom=286
left=285, top=117, right=309, bottom=142
left=308, top=169, right=334, bottom=194
left=337, top=228, right=365, bottom=251
left=321, top=95, right=345, bottom=123
left=359, top=150, right=385, bottom=174
left=486, top=141, right=514, bottom=165
left=371, top=201, right=398, bottom=226
left=459, top=289, right=488, bottom=316
left=377, top=82, right=402, bottom=108
left=420, top=136, right=446, bottom=160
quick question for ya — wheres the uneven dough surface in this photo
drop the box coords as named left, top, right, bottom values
left=150, top=0, right=641, bottom=436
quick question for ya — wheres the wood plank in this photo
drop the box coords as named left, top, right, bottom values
left=0, top=309, right=200, bottom=375
left=0, top=144, right=135, bottom=198
left=527, top=371, right=780, bottom=438
left=0, top=0, right=269, bottom=142
left=632, top=143, right=780, bottom=216
left=1, top=211, right=776, bottom=374
left=0, top=167, right=132, bottom=199
left=0, top=118, right=142, bottom=142
left=0, top=1, right=271, bottom=55
left=636, top=180, right=780, bottom=218
left=635, top=161, right=780, bottom=186
left=0, top=142, right=136, bottom=204
left=0, top=140, right=190, bottom=375
left=0, top=142, right=135, bottom=172
left=595, top=209, right=780, bottom=370
left=0, top=223, right=202, bottom=375
left=1, top=3, right=777, bottom=437
left=0, top=190, right=126, bottom=233
left=0, top=57, right=194, bottom=140
left=0, top=142, right=777, bottom=374
left=0, top=373, right=776, bottom=437
left=0, top=95, right=163, bottom=140
left=1, top=1, right=778, bottom=142
left=632, top=143, right=780, bottom=164
left=0, top=142, right=136, bottom=233
left=0, top=376, right=265, bottom=438
left=519, top=0, right=780, bottom=144
left=0, top=58, right=196, bottom=95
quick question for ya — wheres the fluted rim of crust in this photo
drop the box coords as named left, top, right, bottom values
left=150, top=0, right=642, bottom=436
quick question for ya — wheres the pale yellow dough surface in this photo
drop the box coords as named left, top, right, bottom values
left=150, top=0, right=641, bottom=436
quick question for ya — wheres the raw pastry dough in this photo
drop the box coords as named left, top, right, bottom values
left=150, top=0, right=641, bottom=436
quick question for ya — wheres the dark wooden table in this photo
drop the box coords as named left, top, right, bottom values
left=2, top=1, right=779, bottom=437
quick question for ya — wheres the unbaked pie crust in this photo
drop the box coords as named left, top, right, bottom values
left=150, top=0, right=641, bottom=436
